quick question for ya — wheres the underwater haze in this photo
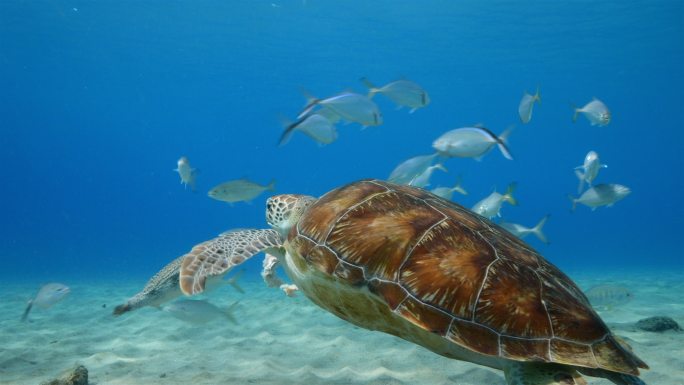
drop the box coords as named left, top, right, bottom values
left=1, top=1, right=683, bottom=385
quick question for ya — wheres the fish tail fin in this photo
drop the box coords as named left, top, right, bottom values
left=267, top=179, right=276, bottom=191
left=568, top=194, right=578, bottom=212
left=435, top=163, right=448, bottom=173
left=227, top=270, right=245, bottom=294
left=503, top=182, right=518, bottom=206
left=21, top=300, right=33, bottom=322
left=534, top=85, right=541, bottom=104
left=571, top=103, right=580, bottom=122
left=497, top=125, right=515, bottom=160
left=532, top=215, right=550, bottom=244
left=453, top=175, right=468, bottom=195
left=297, top=88, right=320, bottom=119
left=224, top=301, right=240, bottom=324
left=575, top=169, right=586, bottom=194
left=299, top=87, right=318, bottom=105
left=360, top=77, right=379, bottom=98
left=277, top=114, right=300, bottom=146
left=112, top=303, right=132, bottom=316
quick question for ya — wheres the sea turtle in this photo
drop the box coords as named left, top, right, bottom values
left=178, top=179, right=649, bottom=385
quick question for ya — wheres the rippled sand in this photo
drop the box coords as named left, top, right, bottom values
left=1, top=270, right=682, bottom=385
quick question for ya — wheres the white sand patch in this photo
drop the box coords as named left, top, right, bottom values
left=1, top=271, right=682, bottom=384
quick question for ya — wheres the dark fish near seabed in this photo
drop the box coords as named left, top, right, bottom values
left=585, top=284, right=634, bottom=310
left=22, top=283, right=70, bottom=321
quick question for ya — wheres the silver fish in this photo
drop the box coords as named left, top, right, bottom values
left=500, top=215, right=549, bottom=244
left=408, top=163, right=447, bottom=188
left=22, top=283, right=70, bottom=321
left=388, top=153, right=439, bottom=185
left=164, top=299, right=239, bottom=324
left=431, top=176, right=468, bottom=200
left=279, top=113, right=338, bottom=146
left=518, top=87, right=541, bottom=124
left=585, top=284, right=633, bottom=310
left=208, top=179, right=275, bottom=204
left=569, top=183, right=630, bottom=211
left=299, top=92, right=382, bottom=127
left=471, top=183, right=517, bottom=219
left=361, top=77, right=430, bottom=113
left=175, top=156, right=198, bottom=191
left=575, top=151, right=607, bottom=193
left=573, top=98, right=611, bottom=126
left=432, top=126, right=513, bottom=160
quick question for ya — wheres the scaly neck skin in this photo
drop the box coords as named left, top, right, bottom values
left=266, top=194, right=317, bottom=239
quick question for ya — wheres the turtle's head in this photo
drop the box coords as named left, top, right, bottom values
left=266, top=194, right=316, bottom=237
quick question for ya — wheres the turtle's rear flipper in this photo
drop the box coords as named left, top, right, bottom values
left=504, top=362, right=587, bottom=385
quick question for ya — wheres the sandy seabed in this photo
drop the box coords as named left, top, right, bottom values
left=1, top=270, right=682, bottom=385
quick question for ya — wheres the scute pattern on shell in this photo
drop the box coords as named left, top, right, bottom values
left=291, top=179, right=647, bottom=375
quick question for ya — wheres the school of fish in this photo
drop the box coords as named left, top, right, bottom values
left=27, top=79, right=630, bottom=324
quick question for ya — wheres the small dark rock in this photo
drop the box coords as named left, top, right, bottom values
left=635, top=316, right=682, bottom=332
left=40, top=364, right=88, bottom=385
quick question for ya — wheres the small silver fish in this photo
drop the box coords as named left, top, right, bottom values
left=573, top=98, right=611, bottom=126
left=388, top=154, right=439, bottom=185
left=22, top=283, right=70, bottom=321
left=575, top=151, right=607, bottom=193
left=471, top=183, right=517, bottom=219
left=500, top=215, right=549, bottom=244
left=569, top=183, right=630, bottom=211
left=164, top=299, right=239, bottom=324
left=432, top=126, right=513, bottom=161
left=518, top=87, right=541, bottom=124
left=431, top=176, right=468, bottom=200
left=278, top=113, right=338, bottom=146
left=175, top=157, right=198, bottom=191
left=208, top=179, right=275, bottom=204
left=299, top=92, right=382, bottom=128
left=585, top=284, right=633, bottom=310
left=361, top=77, right=430, bottom=113
left=408, top=163, right=447, bottom=188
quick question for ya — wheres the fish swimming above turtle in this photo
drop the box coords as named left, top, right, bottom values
left=360, top=77, right=430, bottom=113
left=433, top=126, right=514, bottom=161
left=177, top=179, right=649, bottom=385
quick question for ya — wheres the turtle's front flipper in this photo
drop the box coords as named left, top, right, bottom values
left=504, top=362, right=587, bottom=385
left=179, top=229, right=283, bottom=295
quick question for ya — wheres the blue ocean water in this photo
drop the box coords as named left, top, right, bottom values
left=1, top=0, right=682, bottom=286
